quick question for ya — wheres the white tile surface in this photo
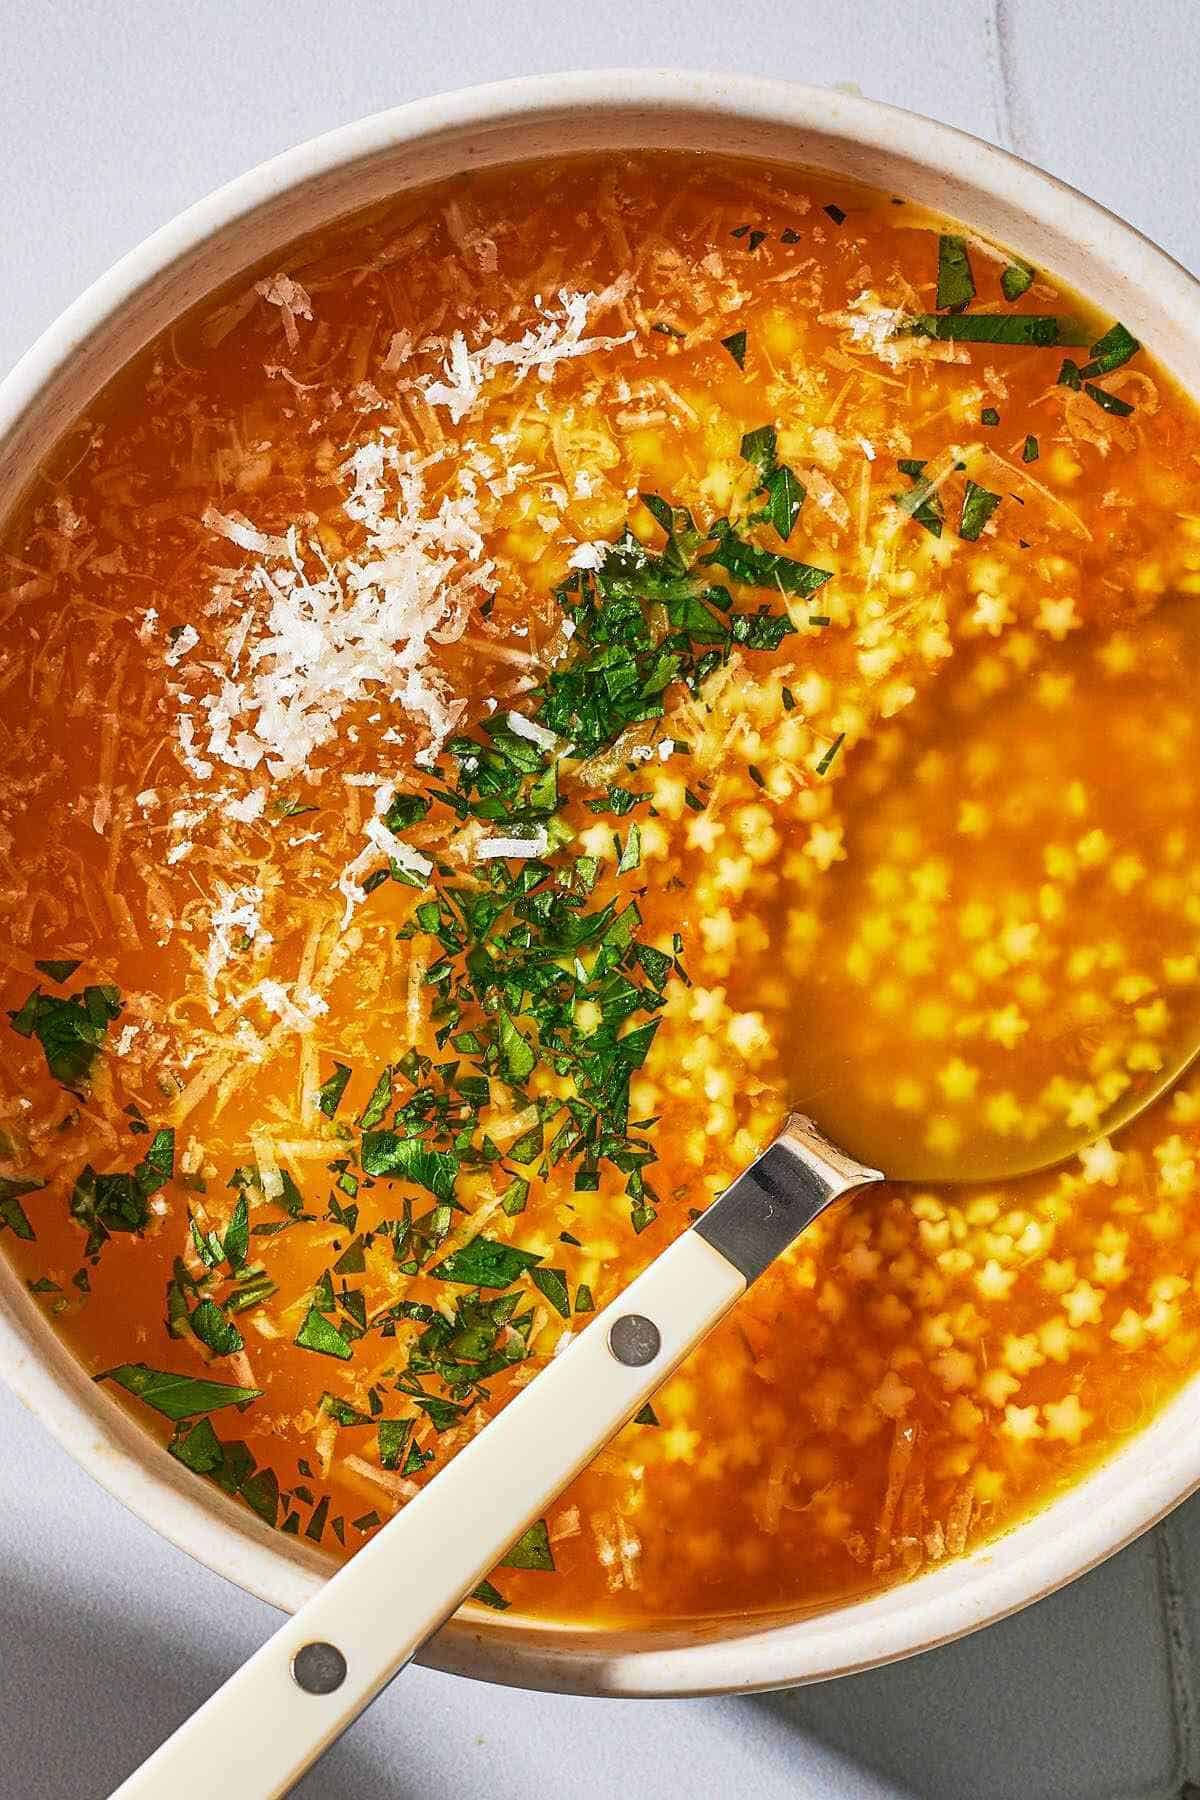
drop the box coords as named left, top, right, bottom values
left=4, top=3, right=1200, bottom=1796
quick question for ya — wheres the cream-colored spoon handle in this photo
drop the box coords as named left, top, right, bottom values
left=110, top=1230, right=745, bottom=1800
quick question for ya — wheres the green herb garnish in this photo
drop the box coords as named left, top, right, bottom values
left=360, top=1133, right=459, bottom=1202
left=894, top=459, right=943, bottom=538
left=9, top=982, right=121, bottom=1092
left=530, top=1267, right=570, bottom=1318
left=936, top=235, right=975, bottom=312
left=169, top=1417, right=225, bottom=1474
left=101, top=1363, right=260, bottom=1419
left=378, top=1418, right=414, bottom=1469
left=499, top=1176, right=530, bottom=1217
left=907, top=314, right=1085, bottom=346
left=0, top=1174, right=41, bottom=1240
left=33, top=958, right=82, bottom=984
left=71, top=1128, right=174, bottom=1259
left=189, top=1297, right=244, bottom=1357
left=357, top=1069, right=392, bottom=1130
left=321, top=1393, right=374, bottom=1428
left=413, top=1392, right=465, bottom=1431
left=705, top=526, right=830, bottom=598
left=1085, top=382, right=1134, bottom=416
left=959, top=480, right=1001, bottom=541
left=816, top=733, right=846, bottom=776
left=500, top=1518, right=555, bottom=1571
left=431, top=1236, right=542, bottom=1289
left=315, top=1062, right=352, bottom=1118
left=294, top=1307, right=354, bottom=1360
left=230, top=1162, right=306, bottom=1219
left=496, top=1009, right=537, bottom=1084
left=471, top=1580, right=510, bottom=1610
left=223, top=1195, right=250, bottom=1270
left=1081, top=321, right=1139, bottom=378
left=1000, top=261, right=1034, bottom=302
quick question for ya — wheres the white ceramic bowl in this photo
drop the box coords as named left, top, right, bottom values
left=3, top=69, right=1199, bottom=1699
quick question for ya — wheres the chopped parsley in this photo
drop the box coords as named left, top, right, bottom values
left=378, top=1418, right=413, bottom=1469
left=295, top=1305, right=355, bottom=1360
left=816, top=733, right=846, bottom=776
left=496, top=1008, right=537, bottom=1083
left=936, top=235, right=975, bottom=312
left=0, top=1174, right=41, bottom=1241
left=360, top=1133, right=459, bottom=1201
left=1081, top=321, right=1139, bottom=378
left=705, top=525, right=831, bottom=598
left=959, top=480, right=1002, bottom=541
left=740, top=425, right=805, bottom=542
left=71, top=1128, right=174, bottom=1260
left=33, top=958, right=82, bottom=984
left=472, top=1579, right=510, bottom=1611
left=189, top=1297, right=244, bottom=1357
left=168, top=1419, right=284, bottom=1528
left=100, top=1363, right=260, bottom=1419
left=315, top=1062, right=352, bottom=1118
left=894, top=459, right=943, bottom=538
left=431, top=1236, right=542, bottom=1289
left=501, top=1518, right=555, bottom=1571
left=1085, top=382, right=1135, bottom=417
left=222, top=1195, right=250, bottom=1270
left=530, top=1266, right=570, bottom=1318
left=1000, top=260, right=1034, bottom=302
left=9, top=981, right=121, bottom=1093
left=907, top=314, right=1086, bottom=346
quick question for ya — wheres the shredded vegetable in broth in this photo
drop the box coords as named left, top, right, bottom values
left=5, top=151, right=1200, bottom=1624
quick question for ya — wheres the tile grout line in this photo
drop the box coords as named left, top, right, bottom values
left=982, top=0, right=1014, bottom=152
left=1153, top=1518, right=1200, bottom=1795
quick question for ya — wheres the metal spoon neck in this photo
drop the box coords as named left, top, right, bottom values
left=693, top=1112, right=883, bottom=1286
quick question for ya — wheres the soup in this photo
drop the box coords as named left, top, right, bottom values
left=4, top=151, right=1200, bottom=1626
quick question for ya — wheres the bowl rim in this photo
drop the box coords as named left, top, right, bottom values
left=4, top=66, right=1200, bottom=1699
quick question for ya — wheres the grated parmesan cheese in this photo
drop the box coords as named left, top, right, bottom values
left=567, top=541, right=606, bottom=570
left=421, top=284, right=634, bottom=423
left=184, top=451, right=486, bottom=795
left=204, top=881, right=270, bottom=990
left=337, top=780, right=434, bottom=927
left=504, top=711, right=558, bottom=752
left=254, top=274, right=313, bottom=351
left=164, top=624, right=199, bottom=667
left=476, top=828, right=550, bottom=860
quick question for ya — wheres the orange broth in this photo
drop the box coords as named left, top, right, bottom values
left=4, top=152, right=1200, bottom=1625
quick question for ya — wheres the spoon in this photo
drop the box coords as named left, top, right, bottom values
left=110, top=1066, right=1196, bottom=1799
left=113, top=602, right=1200, bottom=1794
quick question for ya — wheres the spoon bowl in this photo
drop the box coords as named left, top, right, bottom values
left=776, top=593, right=1200, bottom=1185
left=805, top=1029, right=1200, bottom=1185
